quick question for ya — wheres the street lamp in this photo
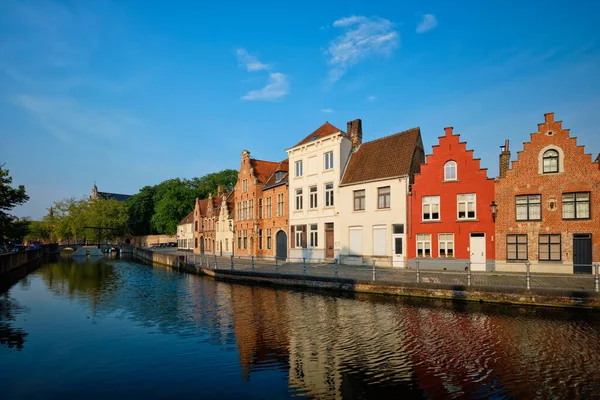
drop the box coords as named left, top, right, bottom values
left=490, top=201, right=498, bottom=221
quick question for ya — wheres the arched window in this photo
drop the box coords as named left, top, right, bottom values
left=542, top=149, right=559, bottom=173
left=444, top=161, right=457, bottom=181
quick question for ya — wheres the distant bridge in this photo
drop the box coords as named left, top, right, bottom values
left=45, top=243, right=133, bottom=255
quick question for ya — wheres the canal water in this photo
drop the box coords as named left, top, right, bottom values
left=1, top=257, right=599, bottom=399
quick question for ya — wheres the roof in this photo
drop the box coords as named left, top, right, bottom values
left=290, top=122, right=345, bottom=149
left=340, top=127, right=422, bottom=185
left=596, top=153, right=600, bottom=163
left=263, top=159, right=289, bottom=189
left=250, top=159, right=280, bottom=184
left=96, top=192, right=131, bottom=201
left=178, top=210, right=194, bottom=226
left=196, top=198, right=208, bottom=217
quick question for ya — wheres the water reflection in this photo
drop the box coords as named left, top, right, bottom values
left=1, top=257, right=599, bottom=399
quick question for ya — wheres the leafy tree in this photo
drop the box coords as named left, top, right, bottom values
left=189, top=169, right=238, bottom=199
left=0, top=164, right=29, bottom=242
left=24, top=220, right=51, bottom=242
left=151, top=179, right=197, bottom=235
left=126, top=186, right=156, bottom=236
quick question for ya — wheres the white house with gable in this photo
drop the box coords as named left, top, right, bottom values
left=286, top=120, right=361, bottom=261
left=338, top=127, right=424, bottom=267
left=177, top=211, right=194, bottom=251
left=215, top=191, right=235, bottom=256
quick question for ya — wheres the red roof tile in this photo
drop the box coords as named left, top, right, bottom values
left=251, top=159, right=280, bottom=184
left=263, top=159, right=289, bottom=188
left=341, top=127, right=422, bottom=185
left=291, top=122, right=345, bottom=148
left=178, top=210, right=194, bottom=226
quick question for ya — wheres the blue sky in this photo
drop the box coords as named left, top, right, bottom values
left=2, top=0, right=599, bottom=219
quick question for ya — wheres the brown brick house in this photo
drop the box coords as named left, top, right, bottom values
left=495, top=112, right=600, bottom=274
left=193, top=186, right=225, bottom=255
left=234, top=150, right=289, bottom=258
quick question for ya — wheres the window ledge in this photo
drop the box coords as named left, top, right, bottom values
left=443, top=179, right=459, bottom=183
left=421, top=220, right=442, bottom=223
left=353, top=210, right=366, bottom=213
left=377, top=207, right=391, bottom=211
left=456, top=219, right=479, bottom=222
left=506, top=259, right=528, bottom=263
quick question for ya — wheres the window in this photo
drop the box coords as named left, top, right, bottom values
left=378, top=186, right=391, bottom=209
left=237, top=235, right=241, bottom=249
left=422, top=196, right=440, bottom=221
left=542, top=149, right=559, bottom=173
left=258, top=199, right=263, bottom=219
left=354, top=190, right=365, bottom=211
left=539, top=234, right=561, bottom=261
left=444, top=161, right=457, bottom=181
left=324, top=151, right=333, bottom=170
left=242, top=179, right=248, bottom=192
left=295, top=189, right=303, bottom=211
left=416, top=234, right=431, bottom=257
left=457, top=194, right=476, bottom=220
left=248, top=199, right=254, bottom=220
left=294, top=226, right=304, bottom=249
left=266, top=197, right=272, bottom=218
left=275, top=171, right=284, bottom=182
left=438, top=234, right=454, bottom=257
left=225, top=238, right=228, bottom=251
left=258, top=229, right=263, bottom=250
left=349, top=227, right=363, bottom=255
left=309, top=186, right=318, bottom=209
left=267, top=229, right=272, bottom=250
left=310, top=224, right=318, bottom=247
left=295, top=160, right=303, bottom=177
left=562, top=192, right=590, bottom=219
left=325, top=183, right=334, bottom=207
left=237, top=202, right=241, bottom=221
left=516, top=195, right=541, bottom=221
left=195, top=221, right=198, bottom=231
left=373, top=226, right=387, bottom=256
left=243, top=231, right=247, bottom=249
left=507, top=234, right=527, bottom=260
left=195, top=238, right=198, bottom=248
left=393, top=224, right=404, bottom=234
left=277, top=193, right=284, bottom=217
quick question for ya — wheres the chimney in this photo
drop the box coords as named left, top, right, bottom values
left=347, top=119, right=362, bottom=149
left=499, top=140, right=510, bottom=178
left=217, top=185, right=224, bottom=197
left=596, top=153, right=600, bottom=170
left=444, top=126, right=453, bottom=136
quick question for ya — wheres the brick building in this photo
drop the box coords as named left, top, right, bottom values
left=408, top=127, right=496, bottom=271
left=192, top=186, right=225, bottom=255
left=495, top=112, right=600, bottom=274
left=234, top=150, right=289, bottom=258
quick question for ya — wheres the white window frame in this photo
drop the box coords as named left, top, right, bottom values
left=457, top=193, right=476, bottom=220
left=325, top=183, right=334, bottom=207
left=242, top=179, right=248, bottom=193
left=295, top=226, right=303, bottom=249
left=416, top=234, right=432, bottom=257
left=277, top=193, right=284, bottom=217
left=309, top=186, right=318, bottom=209
left=295, top=189, right=303, bottom=211
left=310, top=224, right=318, bottom=248
left=266, top=197, right=272, bottom=218
left=377, top=186, right=391, bottom=209
left=444, top=161, right=457, bottom=181
left=422, top=196, right=440, bottom=221
left=438, top=233, right=454, bottom=257
left=295, top=160, right=303, bottom=177
left=324, top=151, right=334, bottom=170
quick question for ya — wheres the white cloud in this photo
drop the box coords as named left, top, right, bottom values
left=416, top=14, right=438, bottom=34
left=321, top=108, right=334, bottom=113
left=235, top=48, right=269, bottom=72
left=241, top=73, right=289, bottom=101
left=367, top=95, right=376, bottom=102
left=326, top=15, right=399, bottom=83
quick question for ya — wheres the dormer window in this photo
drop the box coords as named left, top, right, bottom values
left=444, top=161, right=457, bottom=181
left=275, top=171, right=284, bottom=182
left=542, top=149, right=559, bottom=173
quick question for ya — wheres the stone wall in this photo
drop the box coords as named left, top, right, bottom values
left=131, top=234, right=177, bottom=248
left=0, top=249, right=44, bottom=276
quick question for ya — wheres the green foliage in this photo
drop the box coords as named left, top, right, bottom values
left=126, top=169, right=238, bottom=236
left=24, top=220, right=51, bottom=242
left=0, top=164, right=30, bottom=242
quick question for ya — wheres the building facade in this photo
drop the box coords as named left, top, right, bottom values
left=407, top=127, right=496, bottom=271
left=286, top=121, right=354, bottom=261
left=215, top=190, right=235, bottom=257
left=233, top=150, right=289, bottom=258
left=177, top=211, right=194, bottom=251
left=495, top=112, right=600, bottom=274
left=339, top=126, right=424, bottom=267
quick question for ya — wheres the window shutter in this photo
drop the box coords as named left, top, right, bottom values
left=349, top=228, right=363, bottom=255
left=373, top=226, right=387, bottom=256
left=301, top=225, right=307, bottom=248
left=291, top=226, right=295, bottom=248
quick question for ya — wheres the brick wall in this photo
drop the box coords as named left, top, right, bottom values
left=495, top=112, right=600, bottom=273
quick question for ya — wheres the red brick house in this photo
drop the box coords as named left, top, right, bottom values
left=495, top=112, right=600, bottom=274
left=193, top=186, right=225, bottom=255
left=408, top=127, right=496, bottom=271
left=234, top=150, right=289, bottom=258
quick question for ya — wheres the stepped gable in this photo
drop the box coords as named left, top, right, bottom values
left=414, top=126, right=493, bottom=184
left=502, top=112, right=599, bottom=179
left=290, top=122, right=345, bottom=149
left=263, top=159, right=289, bottom=189
left=341, top=127, right=422, bottom=185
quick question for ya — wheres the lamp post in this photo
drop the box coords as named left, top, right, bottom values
left=490, top=201, right=498, bottom=222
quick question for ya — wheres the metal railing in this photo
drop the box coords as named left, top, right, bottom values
left=182, top=254, right=600, bottom=293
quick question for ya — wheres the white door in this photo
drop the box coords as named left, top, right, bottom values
left=469, top=233, right=486, bottom=271
left=392, top=224, right=405, bottom=268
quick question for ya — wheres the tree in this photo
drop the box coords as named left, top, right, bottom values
left=24, top=220, right=51, bottom=242
left=0, top=164, right=29, bottom=242
left=151, top=179, right=197, bottom=235
left=126, top=186, right=156, bottom=236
